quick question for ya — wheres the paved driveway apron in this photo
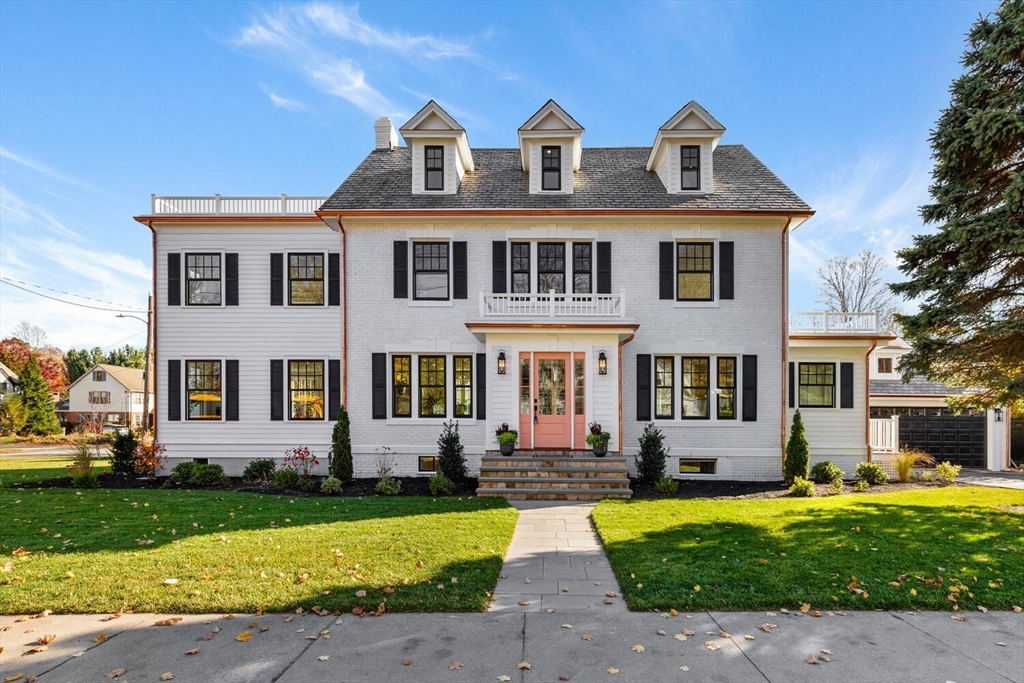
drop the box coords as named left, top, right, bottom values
left=489, top=501, right=627, bottom=613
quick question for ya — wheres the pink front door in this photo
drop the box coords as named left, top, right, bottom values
left=533, top=353, right=571, bottom=449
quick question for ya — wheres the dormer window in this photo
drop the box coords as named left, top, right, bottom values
left=681, top=146, right=700, bottom=190
left=542, top=146, right=561, bottom=191
left=425, top=146, right=444, bottom=191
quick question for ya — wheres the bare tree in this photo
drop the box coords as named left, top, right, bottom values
left=10, top=321, right=48, bottom=349
left=815, top=251, right=901, bottom=332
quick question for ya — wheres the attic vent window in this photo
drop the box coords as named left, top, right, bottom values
left=425, top=146, right=444, bottom=191
left=680, top=145, right=700, bottom=190
left=542, top=146, right=561, bottom=191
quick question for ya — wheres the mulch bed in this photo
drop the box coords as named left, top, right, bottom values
left=629, top=477, right=949, bottom=500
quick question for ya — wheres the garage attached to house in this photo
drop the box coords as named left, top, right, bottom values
left=870, top=405, right=987, bottom=468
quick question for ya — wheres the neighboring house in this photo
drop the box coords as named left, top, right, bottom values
left=139, top=100, right=821, bottom=484
left=0, top=361, right=19, bottom=398
left=787, top=312, right=895, bottom=474
left=868, top=338, right=1010, bottom=470
left=65, top=364, right=153, bottom=430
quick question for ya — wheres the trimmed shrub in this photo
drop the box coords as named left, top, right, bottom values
left=330, top=406, right=353, bottom=484
left=784, top=410, right=810, bottom=484
left=274, top=468, right=300, bottom=490
left=189, top=464, right=228, bottom=487
left=654, top=476, right=678, bottom=495
left=375, top=476, right=402, bottom=496
left=853, top=479, right=870, bottom=492
left=894, top=448, right=935, bottom=482
left=242, top=458, right=276, bottom=483
left=438, top=420, right=467, bottom=483
left=67, top=443, right=98, bottom=488
left=169, top=461, right=197, bottom=485
left=429, top=472, right=455, bottom=497
left=855, top=462, right=889, bottom=486
left=320, top=476, right=342, bottom=495
left=829, top=477, right=844, bottom=495
left=109, top=431, right=139, bottom=476
left=789, top=476, right=816, bottom=497
left=635, top=423, right=667, bottom=483
left=809, top=460, right=844, bottom=484
left=299, top=476, right=320, bottom=492
left=935, top=461, right=962, bottom=484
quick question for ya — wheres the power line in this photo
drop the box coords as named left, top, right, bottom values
left=0, top=277, right=145, bottom=313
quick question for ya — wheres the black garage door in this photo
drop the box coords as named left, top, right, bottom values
left=872, top=407, right=987, bottom=468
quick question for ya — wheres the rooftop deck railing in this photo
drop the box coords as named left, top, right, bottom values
left=150, top=195, right=327, bottom=215
left=790, top=311, right=880, bottom=334
left=481, top=291, right=626, bottom=318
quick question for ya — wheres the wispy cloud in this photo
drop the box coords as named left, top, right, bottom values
left=0, top=185, right=85, bottom=241
left=0, top=146, right=98, bottom=192
left=234, top=3, right=474, bottom=117
left=260, top=84, right=306, bottom=111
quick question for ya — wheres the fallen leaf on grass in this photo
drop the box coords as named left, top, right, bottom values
left=185, top=648, right=200, bottom=655
left=161, top=674, right=174, bottom=681
left=34, top=635, right=54, bottom=646
left=162, top=579, right=178, bottom=586
left=235, top=631, right=253, bottom=642
left=94, top=633, right=108, bottom=643
left=517, top=661, right=532, bottom=670
left=704, top=641, right=721, bottom=651
left=631, top=644, right=645, bottom=653
left=21, top=646, right=47, bottom=656
left=449, top=661, right=463, bottom=670
left=355, top=590, right=366, bottom=598
left=1013, top=606, right=1022, bottom=613
left=800, top=603, right=811, bottom=613
left=582, top=634, right=594, bottom=641
left=805, top=655, right=818, bottom=665
left=106, top=669, right=127, bottom=679
left=155, top=618, right=183, bottom=627
left=606, top=667, right=619, bottom=675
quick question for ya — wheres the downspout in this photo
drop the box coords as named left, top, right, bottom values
left=617, top=332, right=636, bottom=457
left=339, top=218, right=348, bottom=408
left=147, top=220, right=158, bottom=440
left=864, top=339, right=878, bottom=462
left=780, top=214, right=792, bottom=477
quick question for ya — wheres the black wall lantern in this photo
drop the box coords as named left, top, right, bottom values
left=497, top=350, right=506, bottom=375
left=994, top=407, right=1003, bottom=422
left=598, top=350, right=607, bottom=375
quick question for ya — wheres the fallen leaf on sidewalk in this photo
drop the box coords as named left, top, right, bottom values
left=582, top=634, right=594, bottom=641
left=681, top=628, right=695, bottom=636
left=559, top=676, right=571, bottom=681
left=805, top=655, right=818, bottom=665
left=4, top=673, right=23, bottom=683
left=674, top=634, right=687, bottom=641
left=155, top=618, right=182, bottom=627
left=606, top=667, right=619, bottom=674
left=977, top=606, right=989, bottom=613
left=1013, top=606, right=1021, bottom=613
left=106, top=669, right=127, bottom=680
left=235, top=631, right=253, bottom=642
left=283, top=616, right=294, bottom=622
left=185, top=648, right=200, bottom=655
left=719, top=631, right=730, bottom=638
left=449, top=661, right=463, bottom=670
left=605, top=591, right=616, bottom=597
left=496, top=676, right=511, bottom=682
left=800, top=603, right=811, bottom=613
left=657, top=630, right=667, bottom=636
left=704, top=641, right=721, bottom=651
left=517, top=661, right=532, bottom=670
left=821, top=649, right=833, bottom=656
left=34, top=635, right=54, bottom=646
left=94, top=633, right=108, bottom=643
left=517, top=601, right=530, bottom=606
left=743, top=635, right=755, bottom=640
left=160, top=673, right=174, bottom=681
left=561, top=624, right=573, bottom=629
left=24, top=677, right=39, bottom=683
left=401, top=659, right=411, bottom=666
left=101, top=611, right=122, bottom=622
left=951, top=615, right=967, bottom=621
left=995, top=642, right=1007, bottom=647
left=21, top=646, right=47, bottom=656
left=758, top=623, right=777, bottom=633
left=318, top=656, right=330, bottom=661
left=631, top=644, right=645, bottom=653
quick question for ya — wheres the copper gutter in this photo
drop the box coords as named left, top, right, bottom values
left=134, top=216, right=322, bottom=224
left=322, top=208, right=815, bottom=219
left=147, top=220, right=158, bottom=440
left=340, top=222, right=348, bottom=408
left=618, top=331, right=636, bottom=456
left=865, top=339, right=878, bottom=462
left=781, top=215, right=792, bottom=476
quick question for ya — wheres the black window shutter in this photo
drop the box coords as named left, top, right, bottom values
left=742, top=355, right=758, bottom=422
left=840, top=362, right=854, bottom=409
left=270, top=359, right=284, bottom=421
left=597, top=241, right=612, bottom=294
left=371, top=353, right=386, bottom=419
left=167, top=359, right=181, bottom=421
left=636, top=354, right=652, bottom=421
left=225, top=253, right=239, bottom=306
left=270, top=253, right=283, bottom=306
left=476, top=352, right=487, bottom=420
left=167, top=253, right=181, bottom=306
left=393, top=241, right=408, bottom=299
left=659, top=242, right=674, bottom=300
left=788, top=362, right=795, bottom=409
left=719, top=241, right=734, bottom=300
left=328, top=253, right=340, bottom=306
left=328, top=359, right=341, bottom=420
left=492, top=241, right=507, bottom=294
left=453, top=241, right=468, bottom=299
left=226, top=360, right=239, bottom=421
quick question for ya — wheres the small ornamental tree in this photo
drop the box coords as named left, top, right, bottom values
left=784, top=410, right=810, bottom=484
left=330, top=405, right=353, bottom=484
left=19, top=355, right=61, bottom=435
left=438, top=420, right=467, bottom=483
left=635, top=423, right=667, bottom=484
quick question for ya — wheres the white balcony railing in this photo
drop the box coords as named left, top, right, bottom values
left=790, top=311, right=879, bottom=334
left=870, top=416, right=899, bottom=453
left=480, top=291, right=626, bottom=318
left=151, top=194, right=327, bottom=216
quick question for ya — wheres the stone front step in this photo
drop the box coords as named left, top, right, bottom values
left=477, top=451, right=632, bottom=501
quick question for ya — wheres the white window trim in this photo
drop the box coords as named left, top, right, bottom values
left=182, top=357, right=226, bottom=423
left=651, top=354, right=744, bottom=426
left=182, top=249, right=227, bottom=308
left=286, top=250, right=328, bottom=308
left=386, top=352, right=477, bottom=426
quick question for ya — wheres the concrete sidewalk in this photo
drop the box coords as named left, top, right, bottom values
left=1, top=609, right=1021, bottom=682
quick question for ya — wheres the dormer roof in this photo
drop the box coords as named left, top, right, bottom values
left=645, top=100, right=726, bottom=171
left=517, top=99, right=584, bottom=172
left=399, top=100, right=474, bottom=172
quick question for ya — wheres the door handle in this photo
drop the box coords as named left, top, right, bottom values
left=533, top=398, right=538, bottom=424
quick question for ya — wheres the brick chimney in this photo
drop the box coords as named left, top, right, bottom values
left=374, top=117, right=398, bottom=150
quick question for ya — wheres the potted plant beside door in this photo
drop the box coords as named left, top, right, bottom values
left=586, top=422, right=611, bottom=457
left=495, top=423, right=519, bottom=456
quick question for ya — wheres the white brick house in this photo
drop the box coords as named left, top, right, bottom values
left=139, top=100, right=834, bottom=481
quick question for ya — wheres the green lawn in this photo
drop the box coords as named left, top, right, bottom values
left=1, top=455, right=110, bottom=485
left=593, top=486, right=1024, bottom=612
left=0, top=482, right=517, bottom=614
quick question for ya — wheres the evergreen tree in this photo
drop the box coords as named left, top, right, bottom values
left=109, top=431, right=139, bottom=476
left=635, top=423, right=667, bottom=483
left=0, top=394, right=28, bottom=435
left=65, top=348, right=105, bottom=384
left=437, top=420, right=467, bottom=483
left=784, top=410, right=810, bottom=484
left=330, top=405, right=353, bottom=484
left=20, top=355, right=61, bottom=435
left=891, top=1, right=1024, bottom=410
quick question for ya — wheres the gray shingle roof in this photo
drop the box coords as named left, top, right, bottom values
left=321, top=146, right=811, bottom=212
left=870, top=378, right=968, bottom=396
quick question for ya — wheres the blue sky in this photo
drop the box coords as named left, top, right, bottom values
left=0, top=0, right=994, bottom=349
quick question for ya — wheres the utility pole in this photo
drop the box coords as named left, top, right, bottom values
left=116, top=293, right=152, bottom=434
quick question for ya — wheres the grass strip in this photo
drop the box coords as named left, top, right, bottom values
left=592, top=486, right=1024, bottom=611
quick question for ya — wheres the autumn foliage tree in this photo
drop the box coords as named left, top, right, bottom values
left=1, top=336, right=67, bottom=396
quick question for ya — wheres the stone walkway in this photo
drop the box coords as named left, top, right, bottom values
left=489, top=501, right=627, bottom=613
